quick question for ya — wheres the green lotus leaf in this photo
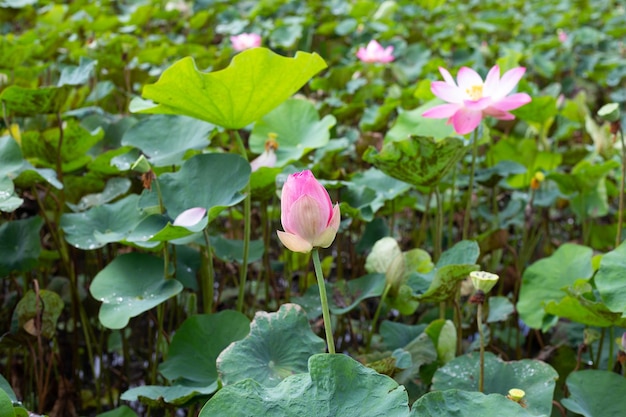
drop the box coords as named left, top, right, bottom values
left=217, top=304, right=326, bottom=387
left=517, top=244, right=593, bottom=330
left=363, top=136, right=466, bottom=189
left=132, top=48, right=327, bottom=129
left=432, top=352, right=558, bottom=416
left=410, top=389, right=542, bottom=417
left=121, top=115, right=214, bottom=166
left=562, top=370, right=626, bottom=417
left=0, top=216, right=43, bottom=275
left=201, top=354, right=410, bottom=417
left=12, top=289, right=64, bottom=339
left=0, top=85, right=70, bottom=115
left=90, top=253, right=183, bottom=329
left=158, top=153, right=250, bottom=220
left=593, top=240, right=626, bottom=317
left=249, top=98, right=335, bottom=166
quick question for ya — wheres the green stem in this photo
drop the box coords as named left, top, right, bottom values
left=477, top=302, right=485, bottom=393
left=609, top=326, right=615, bottom=372
left=312, top=248, right=335, bottom=354
left=367, top=283, right=391, bottom=350
left=233, top=131, right=251, bottom=313
left=617, top=128, right=625, bottom=247
left=433, top=186, right=444, bottom=262
left=463, top=129, right=479, bottom=240
left=202, top=228, right=215, bottom=313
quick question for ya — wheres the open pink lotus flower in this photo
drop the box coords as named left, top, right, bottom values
left=356, top=40, right=394, bottom=63
left=422, top=65, right=532, bottom=135
left=277, top=170, right=340, bottom=253
left=230, top=33, right=262, bottom=51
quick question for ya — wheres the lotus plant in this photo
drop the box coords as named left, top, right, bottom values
left=422, top=65, right=531, bottom=135
left=277, top=170, right=340, bottom=354
left=356, top=40, right=395, bottom=63
left=230, top=33, right=262, bottom=51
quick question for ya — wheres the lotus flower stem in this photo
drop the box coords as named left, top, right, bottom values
left=463, top=128, right=479, bottom=240
left=477, top=302, right=485, bottom=392
left=202, top=228, right=215, bottom=313
left=616, top=128, right=625, bottom=247
left=367, top=283, right=391, bottom=351
left=232, top=130, right=251, bottom=313
left=312, top=248, right=336, bottom=354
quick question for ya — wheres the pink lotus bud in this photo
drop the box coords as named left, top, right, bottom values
left=230, top=33, right=262, bottom=51
left=356, top=40, right=395, bottom=63
left=277, top=170, right=340, bottom=253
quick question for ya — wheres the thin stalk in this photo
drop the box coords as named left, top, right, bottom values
left=596, top=328, right=605, bottom=369
left=312, top=248, right=335, bottom=354
left=617, top=128, right=626, bottom=247
left=477, top=302, right=486, bottom=392
left=202, top=228, right=215, bottom=313
left=609, top=326, right=615, bottom=372
left=232, top=130, right=251, bottom=313
left=463, top=129, right=479, bottom=240
left=434, top=187, right=445, bottom=320
left=367, top=283, right=391, bottom=350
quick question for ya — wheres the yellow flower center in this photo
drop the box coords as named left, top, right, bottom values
left=466, top=84, right=483, bottom=100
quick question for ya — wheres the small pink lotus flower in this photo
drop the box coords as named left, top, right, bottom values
left=173, top=207, right=206, bottom=228
left=356, top=40, right=394, bottom=63
left=422, top=65, right=532, bottom=135
left=230, top=33, right=262, bottom=51
left=277, top=170, right=340, bottom=253
left=557, top=29, right=568, bottom=43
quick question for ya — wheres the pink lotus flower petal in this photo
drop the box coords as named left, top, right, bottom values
left=250, top=149, right=277, bottom=172
left=431, top=81, right=465, bottom=103
left=231, top=33, right=261, bottom=51
left=356, top=40, right=394, bottom=63
left=463, top=97, right=492, bottom=111
left=495, top=67, right=526, bottom=99
left=451, top=107, right=483, bottom=135
left=422, top=64, right=531, bottom=134
left=278, top=170, right=339, bottom=253
left=456, top=67, right=483, bottom=88
left=173, top=207, right=207, bottom=227
left=489, top=93, right=532, bottom=111
left=422, top=103, right=461, bottom=118
left=439, top=67, right=457, bottom=86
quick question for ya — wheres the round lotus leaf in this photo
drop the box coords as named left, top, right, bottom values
left=217, top=303, right=325, bottom=387
left=561, top=370, right=626, bottom=417
left=90, top=253, right=183, bottom=329
left=432, top=352, right=558, bottom=416
left=201, top=354, right=409, bottom=417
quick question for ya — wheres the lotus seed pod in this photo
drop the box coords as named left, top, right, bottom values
left=470, top=271, right=499, bottom=294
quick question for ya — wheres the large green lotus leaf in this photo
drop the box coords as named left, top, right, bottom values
left=0, top=85, right=70, bottom=115
left=61, top=194, right=148, bottom=250
left=160, top=311, right=250, bottom=385
left=363, top=136, right=466, bottom=188
left=410, top=390, right=541, bottom=417
left=593, top=240, right=626, bottom=316
left=250, top=167, right=281, bottom=200
left=217, top=304, right=326, bottom=387
left=393, top=332, right=438, bottom=385
left=517, top=244, right=593, bottom=330
left=67, top=178, right=131, bottom=212
left=425, top=319, right=456, bottom=364
left=549, top=160, right=619, bottom=194
left=121, top=384, right=215, bottom=407
left=0, top=216, right=43, bottom=276
left=96, top=405, right=138, bottom=417
left=385, top=100, right=456, bottom=142
left=0, top=176, right=23, bottom=212
left=328, top=273, right=386, bottom=315
left=475, top=160, right=527, bottom=188
left=90, top=253, right=183, bottom=329
left=487, top=296, right=515, bottom=323
left=12, top=289, right=64, bottom=339
left=437, top=240, right=480, bottom=267
left=561, top=370, right=626, bottom=417
left=158, top=153, right=250, bottom=220
left=121, top=115, right=214, bottom=166
left=350, top=168, right=412, bottom=202
left=201, top=354, right=409, bottom=417
left=249, top=98, right=335, bottom=166
left=432, top=352, right=557, bottom=416
left=0, top=374, right=16, bottom=402
left=132, top=48, right=327, bottom=129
